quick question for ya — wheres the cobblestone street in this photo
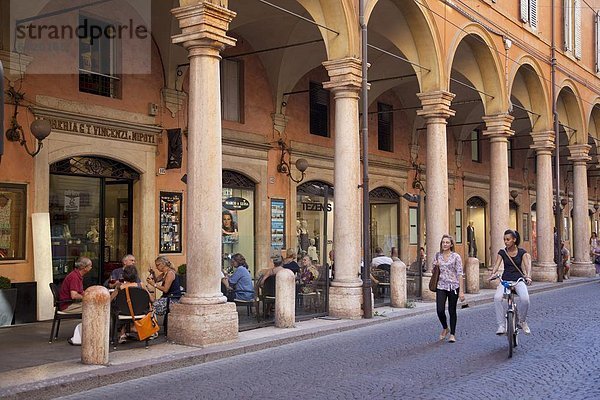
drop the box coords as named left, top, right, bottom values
left=58, top=281, right=600, bottom=400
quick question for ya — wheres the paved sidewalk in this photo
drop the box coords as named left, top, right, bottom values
left=0, top=277, right=597, bottom=399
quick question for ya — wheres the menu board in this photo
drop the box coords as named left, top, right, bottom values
left=270, top=199, right=285, bottom=254
left=159, top=192, right=182, bottom=253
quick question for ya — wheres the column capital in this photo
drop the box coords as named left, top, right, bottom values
left=416, top=91, right=455, bottom=120
left=568, top=144, right=592, bottom=163
left=322, top=57, right=362, bottom=94
left=482, top=113, right=514, bottom=139
left=530, top=130, right=555, bottom=153
left=171, top=2, right=237, bottom=51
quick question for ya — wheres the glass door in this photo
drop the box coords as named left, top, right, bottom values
left=50, top=175, right=102, bottom=287
left=103, top=180, right=132, bottom=283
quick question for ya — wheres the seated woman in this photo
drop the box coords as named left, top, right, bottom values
left=110, top=265, right=147, bottom=343
left=146, top=255, right=182, bottom=316
left=222, top=253, right=254, bottom=301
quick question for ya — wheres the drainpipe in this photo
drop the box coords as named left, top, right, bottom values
left=360, top=0, right=373, bottom=318
left=551, top=0, right=563, bottom=281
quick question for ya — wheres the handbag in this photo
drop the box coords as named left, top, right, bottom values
left=428, top=252, right=440, bottom=292
left=125, top=287, right=160, bottom=341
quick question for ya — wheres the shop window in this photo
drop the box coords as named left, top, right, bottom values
left=409, top=207, right=418, bottom=245
left=564, top=0, right=582, bottom=59
left=471, top=129, right=481, bottom=163
left=309, top=82, right=330, bottom=137
left=0, top=183, right=27, bottom=261
left=523, top=213, right=530, bottom=241
left=297, top=181, right=334, bottom=268
left=509, top=200, right=518, bottom=231
left=221, top=59, right=244, bottom=122
left=222, top=171, right=255, bottom=276
left=520, top=0, right=538, bottom=29
left=377, top=103, right=393, bottom=152
left=455, top=209, right=462, bottom=244
left=78, top=15, right=120, bottom=98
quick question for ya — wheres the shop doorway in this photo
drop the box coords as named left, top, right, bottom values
left=49, top=156, right=138, bottom=287
left=296, top=180, right=333, bottom=317
left=466, top=196, right=487, bottom=266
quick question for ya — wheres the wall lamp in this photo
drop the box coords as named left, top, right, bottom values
left=510, top=190, right=519, bottom=200
left=277, top=139, right=308, bottom=183
left=5, top=88, right=51, bottom=157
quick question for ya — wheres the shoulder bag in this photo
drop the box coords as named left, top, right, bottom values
left=125, top=287, right=160, bottom=341
left=428, top=252, right=440, bottom=292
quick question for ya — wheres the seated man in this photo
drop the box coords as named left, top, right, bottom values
left=107, top=254, right=139, bottom=289
left=372, top=246, right=393, bottom=272
left=59, top=257, right=93, bottom=313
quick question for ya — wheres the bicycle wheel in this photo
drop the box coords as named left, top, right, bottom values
left=514, top=308, right=519, bottom=347
left=507, top=310, right=515, bottom=358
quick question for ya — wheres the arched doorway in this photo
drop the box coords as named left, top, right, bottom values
left=222, top=170, right=256, bottom=275
left=509, top=200, right=519, bottom=231
left=49, top=156, right=139, bottom=287
left=369, top=187, right=400, bottom=257
left=467, top=196, right=487, bottom=264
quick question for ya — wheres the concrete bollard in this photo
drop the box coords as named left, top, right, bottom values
left=482, top=266, right=499, bottom=289
left=275, top=268, right=295, bottom=328
left=421, top=272, right=436, bottom=301
left=465, top=257, right=480, bottom=294
left=390, top=260, right=407, bottom=308
left=81, top=285, right=110, bottom=365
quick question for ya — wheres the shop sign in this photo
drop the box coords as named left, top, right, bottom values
left=302, top=202, right=332, bottom=212
left=223, top=197, right=249, bottom=211
left=64, top=190, right=80, bottom=212
left=47, top=117, right=156, bottom=145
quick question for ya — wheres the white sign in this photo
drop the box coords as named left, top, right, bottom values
left=64, top=190, right=80, bottom=212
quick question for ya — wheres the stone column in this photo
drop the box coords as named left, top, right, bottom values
left=568, top=144, right=595, bottom=276
left=416, top=91, right=455, bottom=272
left=530, top=131, right=557, bottom=282
left=322, top=57, right=363, bottom=319
left=168, top=1, right=239, bottom=346
left=482, top=114, right=514, bottom=258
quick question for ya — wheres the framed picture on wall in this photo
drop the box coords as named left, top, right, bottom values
left=270, top=199, right=286, bottom=254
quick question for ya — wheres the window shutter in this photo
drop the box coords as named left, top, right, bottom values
left=564, top=0, right=572, bottom=51
left=574, top=0, right=582, bottom=59
left=596, top=13, right=600, bottom=72
left=309, top=82, right=329, bottom=137
left=529, top=0, right=537, bottom=29
left=520, top=0, right=529, bottom=23
left=377, top=103, right=393, bottom=152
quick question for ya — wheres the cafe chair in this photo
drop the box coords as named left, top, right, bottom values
left=111, top=286, right=153, bottom=349
left=49, top=282, right=82, bottom=343
left=258, top=275, right=276, bottom=322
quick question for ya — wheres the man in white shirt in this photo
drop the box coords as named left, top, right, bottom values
left=371, top=247, right=393, bottom=272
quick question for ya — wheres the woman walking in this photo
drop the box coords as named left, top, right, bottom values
left=433, top=234, right=465, bottom=343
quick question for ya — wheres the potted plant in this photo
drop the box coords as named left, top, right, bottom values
left=0, top=276, right=17, bottom=326
left=177, top=264, right=187, bottom=291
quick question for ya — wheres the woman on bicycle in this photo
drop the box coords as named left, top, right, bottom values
left=433, top=234, right=464, bottom=343
left=489, top=229, right=532, bottom=335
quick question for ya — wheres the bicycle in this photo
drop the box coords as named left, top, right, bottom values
left=491, top=275, right=526, bottom=358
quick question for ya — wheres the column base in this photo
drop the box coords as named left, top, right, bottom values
left=328, top=284, right=363, bottom=319
left=167, top=301, right=238, bottom=347
left=421, top=273, right=435, bottom=301
left=571, top=261, right=595, bottom=277
left=532, top=262, right=557, bottom=282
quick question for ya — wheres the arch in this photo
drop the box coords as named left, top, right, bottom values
left=508, top=56, right=552, bottom=132
left=467, top=196, right=488, bottom=207
left=556, top=81, right=586, bottom=145
left=297, top=180, right=334, bottom=196
left=587, top=102, right=600, bottom=147
left=447, top=24, right=507, bottom=115
left=369, top=186, right=400, bottom=201
left=48, top=145, right=150, bottom=176
left=223, top=169, right=256, bottom=189
left=49, top=156, right=140, bottom=180
left=366, top=0, right=443, bottom=93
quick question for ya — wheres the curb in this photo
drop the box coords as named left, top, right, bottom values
left=1, top=277, right=596, bottom=399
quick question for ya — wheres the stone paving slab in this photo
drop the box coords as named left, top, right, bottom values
left=0, top=277, right=596, bottom=399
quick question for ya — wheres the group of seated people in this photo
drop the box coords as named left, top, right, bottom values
left=58, top=254, right=182, bottom=344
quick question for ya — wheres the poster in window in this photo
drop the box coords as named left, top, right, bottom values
left=64, top=190, right=80, bottom=212
left=222, top=209, right=239, bottom=244
left=270, top=199, right=286, bottom=252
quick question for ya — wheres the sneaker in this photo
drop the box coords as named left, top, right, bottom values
left=149, top=332, right=159, bottom=340
left=496, top=325, right=506, bottom=335
left=118, top=334, right=127, bottom=344
left=519, top=321, right=531, bottom=335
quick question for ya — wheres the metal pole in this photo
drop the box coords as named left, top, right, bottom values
left=551, top=0, right=563, bottom=282
left=360, top=0, right=372, bottom=318
left=0, top=61, right=4, bottom=164
left=417, top=196, right=422, bottom=298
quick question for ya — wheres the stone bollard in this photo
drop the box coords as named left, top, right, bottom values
left=82, top=286, right=110, bottom=365
left=465, top=257, right=480, bottom=294
left=421, top=272, right=436, bottom=301
left=275, top=268, right=295, bottom=328
left=482, top=265, right=499, bottom=289
left=390, top=260, right=407, bottom=308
